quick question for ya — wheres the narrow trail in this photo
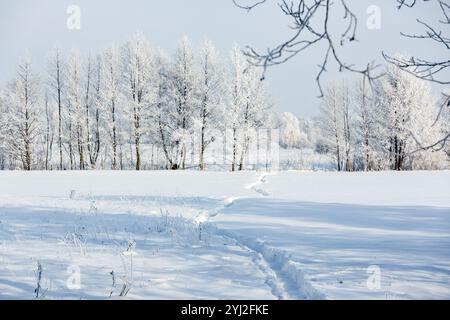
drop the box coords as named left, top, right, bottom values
left=245, top=173, right=271, bottom=197
left=195, top=172, right=325, bottom=300
left=220, top=233, right=288, bottom=300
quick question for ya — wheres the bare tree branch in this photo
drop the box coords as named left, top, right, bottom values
left=233, top=0, right=383, bottom=97
left=232, top=0, right=267, bottom=11
left=234, top=0, right=449, bottom=153
left=385, top=0, right=449, bottom=85
left=385, top=0, right=450, bottom=150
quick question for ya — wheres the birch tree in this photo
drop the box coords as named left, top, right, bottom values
left=316, top=84, right=344, bottom=171
left=84, top=54, right=102, bottom=169
left=238, top=65, right=270, bottom=171
left=341, top=83, right=353, bottom=171
left=101, top=46, right=122, bottom=169
left=376, top=64, right=446, bottom=170
left=228, top=46, right=247, bottom=171
left=4, top=60, right=41, bottom=170
left=227, top=46, right=271, bottom=171
left=121, top=33, right=156, bottom=170
left=48, top=48, right=65, bottom=170
left=278, top=112, right=303, bottom=149
left=66, top=51, right=85, bottom=170
left=197, top=40, right=223, bottom=170
left=170, top=36, right=198, bottom=169
left=151, top=51, right=179, bottom=169
left=0, top=91, right=7, bottom=169
left=353, top=78, right=376, bottom=171
left=44, top=92, right=55, bottom=170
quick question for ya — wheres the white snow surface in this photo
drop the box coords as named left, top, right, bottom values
left=0, top=170, right=449, bottom=299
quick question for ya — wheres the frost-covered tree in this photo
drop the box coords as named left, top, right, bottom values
left=3, top=60, right=41, bottom=170
left=439, top=92, right=450, bottom=160
left=316, top=82, right=354, bottom=171
left=237, top=65, right=269, bottom=170
left=228, top=46, right=247, bottom=171
left=226, top=46, right=271, bottom=171
left=47, top=47, right=66, bottom=170
left=0, top=89, right=10, bottom=169
left=341, top=84, right=353, bottom=171
left=315, top=69, right=447, bottom=171
left=101, top=46, right=123, bottom=169
left=43, top=92, right=55, bottom=170
left=150, top=50, right=178, bottom=169
left=66, top=50, right=85, bottom=170
left=375, top=64, right=448, bottom=170
left=83, top=54, right=102, bottom=169
left=316, top=84, right=345, bottom=171
left=352, top=78, right=377, bottom=171
left=376, top=64, right=429, bottom=170
left=197, top=40, right=224, bottom=171
left=121, top=33, right=157, bottom=170
left=169, top=36, right=198, bottom=170
left=278, top=112, right=303, bottom=149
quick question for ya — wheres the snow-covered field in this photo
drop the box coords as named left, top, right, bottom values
left=0, top=171, right=449, bottom=299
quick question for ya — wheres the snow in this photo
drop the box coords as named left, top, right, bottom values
left=258, top=171, right=450, bottom=207
left=0, top=170, right=449, bottom=299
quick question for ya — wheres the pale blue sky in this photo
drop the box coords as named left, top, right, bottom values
left=0, top=0, right=445, bottom=117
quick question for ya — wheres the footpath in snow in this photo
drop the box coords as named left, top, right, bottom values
left=0, top=171, right=449, bottom=299
left=212, top=171, right=450, bottom=299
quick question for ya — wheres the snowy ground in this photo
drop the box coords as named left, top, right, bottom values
left=0, top=171, right=449, bottom=299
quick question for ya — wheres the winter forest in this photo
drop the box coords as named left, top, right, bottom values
left=1, top=0, right=450, bottom=302
left=0, top=33, right=448, bottom=172
left=0, top=34, right=272, bottom=171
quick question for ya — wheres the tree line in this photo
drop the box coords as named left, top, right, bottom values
left=1, top=33, right=448, bottom=172
left=276, top=64, right=449, bottom=171
left=0, top=33, right=271, bottom=171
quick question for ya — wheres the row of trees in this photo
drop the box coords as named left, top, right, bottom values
left=0, top=34, right=271, bottom=171
left=313, top=65, right=449, bottom=171
left=0, top=33, right=447, bottom=172
left=234, top=0, right=450, bottom=163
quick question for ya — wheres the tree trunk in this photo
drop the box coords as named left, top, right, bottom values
left=232, top=126, right=237, bottom=172
left=68, top=121, right=74, bottom=170
left=199, top=113, right=206, bottom=171
left=111, top=100, right=117, bottom=170
left=158, top=118, right=174, bottom=170
left=57, top=67, right=63, bottom=170
left=85, top=60, right=92, bottom=170
left=77, top=124, right=84, bottom=170
left=134, top=106, right=141, bottom=171
left=45, top=94, right=51, bottom=170
left=24, top=108, right=32, bottom=171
